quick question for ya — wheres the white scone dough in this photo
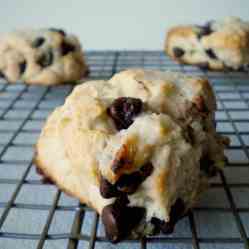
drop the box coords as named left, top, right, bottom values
left=35, top=69, right=228, bottom=242
left=165, top=17, right=249, bottom=71
left=0, top=28, right=88, bottom=85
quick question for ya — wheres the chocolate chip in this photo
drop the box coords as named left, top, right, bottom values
left=115, top=194, right=130, bottom=207
left=116, top=162, right=154, bottom=194
left=61, top=41, right=75, bottom=56
left=112, top=156, right=132, bottom=174
left=151, top=198, right=185, bottom=234
left=100, top=176, right=121, bottom=198
left=197, top=22, right=213, bottom=39
left=151, top=217, right=174, bottom=234
left=19, top=61, right=27, bottom=75
left=200, top=155, right=218, bottom=177
left=102, top=203, right=123, bottom=242
left=107, top=97, right=143, bottom=130
left=116, top=171, right=141, bottom=194
left=32, top=37, right=45, bottom=48
left=102, top=163, right=153, bottom=197
left=205, top=49, right=217, bottom=59
left=197, top=62, right=209, bottom=71
left=194, top=96, right=209, bottom=114
left=102, top=200, right=145, bottom=243
left=0, top=71, right=5, bottom=79
left=183, top=125, right=195, bottom=145
left=169, top=198, right=185, bottom=221
left=140, top=162, right=154, bottom=179
left=173, top=47, right=185, bottom=58
left=37, top=49, right=53, bottom=68
left=49, top=28, right=66, bottom=36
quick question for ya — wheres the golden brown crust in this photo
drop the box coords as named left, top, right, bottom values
left=0, top=29, right=89, bottom=85
left=34, top=148, right=93, bottom=208
left=165, top=17, right=249, bottom=70
left=202, top=28, right=249, bottom=51
left=165, top=27, right=225, bottom=70
left=34, top=69, right=227, bottom=236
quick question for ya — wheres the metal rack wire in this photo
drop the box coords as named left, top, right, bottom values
left=0, top=51, right=248, bottom=249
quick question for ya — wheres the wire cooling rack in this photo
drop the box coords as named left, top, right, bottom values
left=0, top=51, right=248, bottom=249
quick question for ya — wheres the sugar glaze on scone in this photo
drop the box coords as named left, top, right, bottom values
left=165, top=17, right=249, bottom=71
left=35, top=69, right=228, bottom=242
left=0, top=28, right=88, bottom=85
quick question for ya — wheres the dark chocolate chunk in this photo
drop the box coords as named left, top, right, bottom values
left=116, top=162, right=154, bottom=194
left=102, top=203, right=123, bottom=242
left=151, top=198, right=186, bottom=234
left=151, top=216, right=175, bottom=234
left=205, top=49, right=217, bottom=59
left=124, top=206, right=145, bottom=233
left=115, top=194, right=130, bottom=207
left=183, top=125, right=195, bottom=145
left=32, top=37, right=45, bottom=48
left=197, top=22, right=213, bottom=39
left=116, top=171, right=141, bottom=194
left=104, top=160, right=153, bottom=198
left=37, top=49, right=54, bottom=68
left=19, top=61, right=27, bottom=75
left=0, top=71, right=5, bottom=79
left=140, top=162, right=154, bottom=179
left=173, top=47, right=185, bottom=58
left=102, top=162, right=153, bottom=197
left=200, top=155, right=218, bottom=177
left=107, top=97, right=143, bottom=130
left=100, top=176, right=121, bottom=198
left=48, top=28, right=66, bottom=36
left=194, top=96, right=209, bottom=114
left=102, top=200, right=145, bottom=243
left=61, top=41, right=75, bottom=56
left=112, top=156, right=132, bottom=174
left=168, top=198, right=185, bottom=222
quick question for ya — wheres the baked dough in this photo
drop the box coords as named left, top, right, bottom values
left=35, top=69, right=228, bottom=242
left=165, top=17, right=249, bottom=71
left=0, top=28, right=88, bottom=85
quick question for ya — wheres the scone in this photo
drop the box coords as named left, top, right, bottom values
left=165, top=17, right=249, bottom=71
left=0, top=28, right=88, bottom=85
left=35, top=69, right=228, bottom=242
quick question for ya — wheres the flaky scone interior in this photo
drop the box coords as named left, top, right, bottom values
left=35, top=69, right=228, bottom=242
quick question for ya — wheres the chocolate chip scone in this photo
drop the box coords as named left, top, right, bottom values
left=35, top=69, right=228, bottom=242
left=165, top=17, right=249, bottom=71
left=0, top=28, right=88, bottom=85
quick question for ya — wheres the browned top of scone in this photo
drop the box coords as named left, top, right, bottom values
left=35, top=69, right=228, bottom=242
left=165, top=17, right=249, bottom=70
